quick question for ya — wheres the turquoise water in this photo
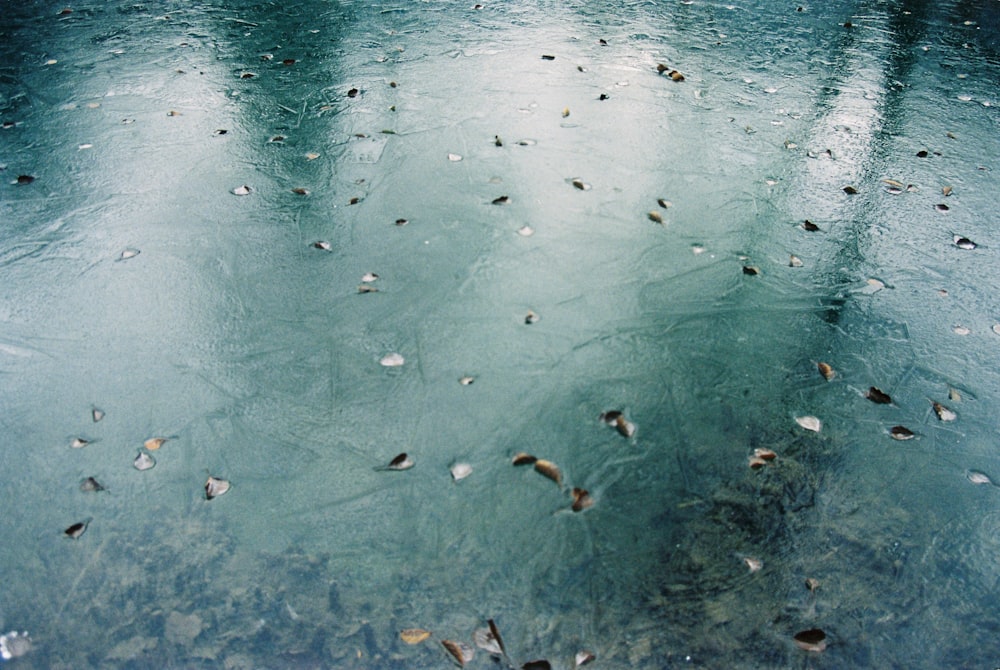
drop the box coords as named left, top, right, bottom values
left=2, top=0, right=999, bottom=667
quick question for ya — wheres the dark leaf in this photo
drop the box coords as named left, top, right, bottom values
left=866, top=386, right=892, bottom=404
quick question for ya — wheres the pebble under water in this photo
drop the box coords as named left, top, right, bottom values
left=1, top=0, right=1000, bottom=668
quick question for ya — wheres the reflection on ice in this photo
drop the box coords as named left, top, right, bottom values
left=1, top=0, right=1000, bottom=667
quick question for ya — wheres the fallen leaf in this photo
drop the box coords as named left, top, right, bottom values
left=205, top=476, right=230, bottom=500
left=92, top=407, right=105, bottom=422
left=793, top=628, right=827, bottom=652
left=231, top=185, right=252, bottom=195
left=754, top=448, right=777, bottom=461
left=942, top=185, right=953, bottom=196
left=967, top=470, right=994, bottom=485
left=80, top=477, right=104, bottom=492
left=118, top=248, right=140, bottom=260
left=802, top=220, right=820, bottom=232
left=385, top=453, right=414, bottom=470
left=866, top=386, right=892, bottom=404
left=889, top=425, right=915, bottom=440
left=292, top=187, right=310, bottom=195
left=571, top=179, right=589, bottom=190
left=134, top=452, right=155, bottom=471
left=932, top=401, right=956, bottom=421
left=15, top=175, right=34, bottom=185
left=459, top=376, right=475, bottom=385
left=571, top=488, right=594, bottom=511
left=492, top=195, right=510, bottom=205
left=615, top=415, right=636, bottom=437
left=562, top=107, right=570, bottom=118
left=71, top=437, right=90, bottom=449
left=473, top=627, right=503, bottom=655
left=442, top=639, right=474, bottom=667
left=450, top=463, right=473, bottom=481
left=648, top=210, right=664, bottom=224
left=534, top=459, right=562, bottom=485
left=744, top=557, right=763, bottom=572
left=525, top=310, right=540, bottom=324
left=313, top=241, right=332, bottom=251
left=953, top=235, right=977, bottom=250
left=842, top=185, right=858, bottom=194
left=380, top=352, right=405, bottom=367
left=517, top=225, right=534, bottom=236
left=575, top=651, right=596, bottom=667
left=512, top=453, right=537, bottom=466
left=789, top=254, right=804, bottom=267
left=400, top=629, right=432, bottom=645
left=805, top=578, right=820, bottom=592
left=795, top=415, right=821, bottom=432
left=817, top=362, right=835, bottom=380
left=64, top=520, right=88, bottom=538
left=742, top=265, right=761, bottom=276
left=144, top=437, right=168, bottom=450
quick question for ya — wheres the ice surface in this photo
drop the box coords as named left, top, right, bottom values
left=1, top=0, right=999, bottom=668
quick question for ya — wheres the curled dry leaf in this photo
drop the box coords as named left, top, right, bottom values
left=754, top=448, right=777, bottom=461
left=385, top=453, right=414, bottom=470
left=64, top=520, right=88, bottom=539
left=134, top=452, right=155, bottom=471
left=657, top=198, right=672, bottom=208
left=748, top=456, right=768, bottom=469
left=795, top=415, right=821, bottom=432
left=562, top=107, right=570, bottom=118
left=144, top=437, right=168, bottom=451
left=512, top=452, right=537, bottom=466
left=793, top=628, right=827, bottom=652
left=866, top=386, right=892, bottom=404
left=450, top=463, right=473, bottom=481
left=571, top=487, right=593, bottom=511
left=71, top=437, right=90, bottom=449
left=789, top=254, right=804, bottom=267
left=313, top=241, right=332, bottom=251
left=942, top=185, right=953, bottom=196
left=571, top=179, right=589, bottom=190
left=525, top=310, right=540, bottom=324
left=805, top=578, right=820, bottom=592
left=534, top=459, right=562, bottom=486
left=292, top=187, right=310, bottom=195
left=953, top=235, right=977, bottom=250
left=488, top=619, right=507, bottom=656
left=742, top=265, right=761, bottom=276
left=817, top=362, right=835, bottom=380
left=80, top=476, right=104, bottom=492
left=648, top=210, right=664, bottom=224
left=889, top=425, right=915, bottom=440
left=380, top=352, right=405, bottom=367
left=492, top=195, right=510, bottom=205
left=966, top=470, right=994, bottom=486
left=473, top=627, right=503, bottom=655
left=615, top=415, right=636, bottom=437
left=459, top=376, right=475, bottom=385
left=575, top=651, right=596, bottom=667
left=441, top=639, right=474, bottom=667
left=400, top=629, right=432, bottom=645
left=205, top=476, right=230, bottom=500
left=932, top=401, right=956, bottom=421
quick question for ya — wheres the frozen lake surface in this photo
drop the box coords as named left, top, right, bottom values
left=2, top=0, right=1000, bottom=667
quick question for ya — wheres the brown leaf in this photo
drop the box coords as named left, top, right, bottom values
left=889, top=425, right=915, bottom=440
left=144, top=437, right=168, bottom=451
left=487, top=619, right=506, bottom=656
left=441, top=639, right=474, bottom=667
left=648, top=210, right=664, bottom=224
left=571, top=488, right=594, bottom=511
left=400, top=629, right=432, bottom=645
left=534, top=459, right=562, bottom=486
left=64, top=520, right=88, bottom=538
left=866, top=386, right=892, bottom=404
left=512, top=452, right=537, bottom=466
left=793, top=628, right=827, bottom=652
left=817, top=362, right=834, bottom=380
